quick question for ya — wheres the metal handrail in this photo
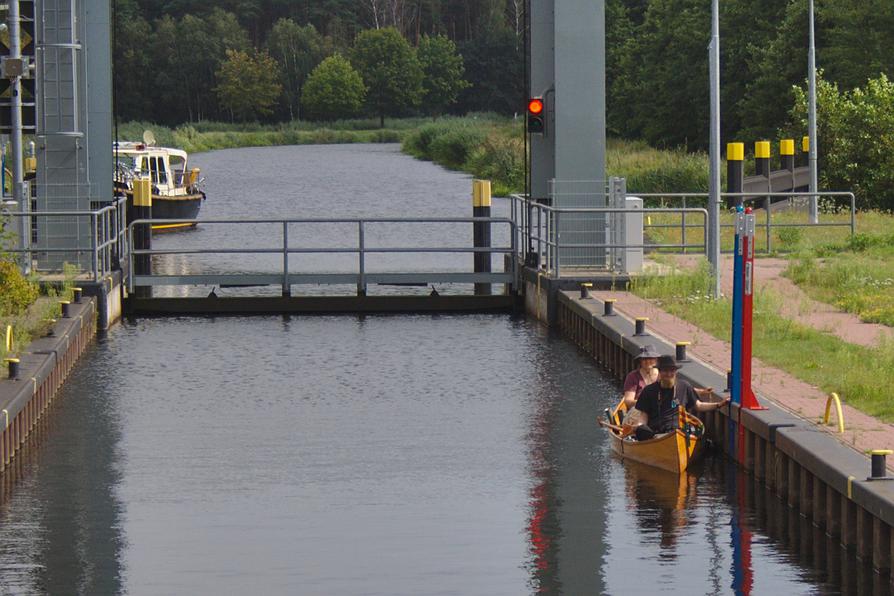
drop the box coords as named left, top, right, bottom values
left=510, top=194, right=709, bottom=276
left=0, top=198, right=127, bottom=281
left=629, top=191, right=857, bottom=253
left=126, top=216, right=518, bottom=296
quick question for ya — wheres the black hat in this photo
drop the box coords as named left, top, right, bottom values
left=656, top=355, right=681, bottom=371
left=634, top=344, right=660, bottom=362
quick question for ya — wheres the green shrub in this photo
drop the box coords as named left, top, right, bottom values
left=428, top=126, right=487, bottom=170
left=466, top=132, right=524, bottom=196
left=402, top=122, right=445, bottom=158
left=0, top=261, right=38, bottom=316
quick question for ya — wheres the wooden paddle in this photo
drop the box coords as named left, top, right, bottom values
left=597, top=418, right=635, bottom=438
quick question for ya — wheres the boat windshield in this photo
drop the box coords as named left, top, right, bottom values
left=169, top=155, right=186, bottom=185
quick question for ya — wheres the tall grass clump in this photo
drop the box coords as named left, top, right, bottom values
left=466, top=131, right=525, bottom=197
left=607, top=139, right=710, bottom=199
left=429, top=125, right=488, bottom=170
left=402, top=116, right=521, bottom=192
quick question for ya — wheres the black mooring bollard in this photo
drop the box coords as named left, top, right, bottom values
left=675, top=341, right=690, bottom=362
left=868, top=450, right=893, bottom=480
left=580, top=283, right=592, bottom=299
left=472, top=179, right=492, bottom=296
left=60, top=300, right=71, bottom=318
left=132, top=177, right=153, bottom=299
left=603, top=300, right=616, bottom=316
left=6, top=357, right=19, bottom=380
left=726, top=142, right=744, bottom=209
left=634, top=317, right=648, bottom=336
left=46, top=319, right=57, bottom=337
left=73, top=287, right=83, bottom=303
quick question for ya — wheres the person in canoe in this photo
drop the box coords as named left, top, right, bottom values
left=632, top=355, right=730, bottom=441
left=622, top=345, right=660, bottom=408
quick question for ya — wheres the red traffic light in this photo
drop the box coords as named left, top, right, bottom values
left=528, top=98, right=544, bottom=115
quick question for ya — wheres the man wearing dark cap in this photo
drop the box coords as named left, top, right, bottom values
left=633, top=354, right=730, bottom=441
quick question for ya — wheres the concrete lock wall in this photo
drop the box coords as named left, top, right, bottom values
left=554, top=290, right=894, bottom=574
left=0, top=299, right=97, bottom=474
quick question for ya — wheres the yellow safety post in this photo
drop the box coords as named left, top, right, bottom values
left=823, top=392, right=845, bottom=433
left=4, top=325, right=12, bottom=354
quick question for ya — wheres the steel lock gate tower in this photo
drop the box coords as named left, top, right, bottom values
left=32, top=0, right=112, bottom=270
left=528, top=0, right=607, bottom=270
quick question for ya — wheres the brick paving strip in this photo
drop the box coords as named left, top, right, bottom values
left=593, top=288, right=894, bottom=466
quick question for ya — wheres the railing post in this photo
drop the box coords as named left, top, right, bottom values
left=282, top=221, right=290, bottom=297
left=358, top=221, right=366, bottom=297
left=126, top=225, right=134, bottom=293
left=554, top=210, right=561, bottom=277
left=681, top=196, right=687, bottom=254
left=511, top=220, right=518, bottom=294
left=91, top=213, right=99, bottom=281
left=849, top=193, right=856, bottom=240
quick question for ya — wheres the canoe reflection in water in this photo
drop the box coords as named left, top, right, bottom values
left=624, top=460, right=699, bottom=552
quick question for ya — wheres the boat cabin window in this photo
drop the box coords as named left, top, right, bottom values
left=114, top=154, right=137, bottom=170
left=149, top=156, right=168, bottom=185
left=169, top=155, right=186, bottom=185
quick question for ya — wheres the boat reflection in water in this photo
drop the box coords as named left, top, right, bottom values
left=623, top=459, right=699, bottom=553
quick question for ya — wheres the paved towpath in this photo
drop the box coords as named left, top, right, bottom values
left=593, top=279, right=894, bottom=465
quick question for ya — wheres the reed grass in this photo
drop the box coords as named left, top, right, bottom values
left=630, top=261, right=894, bottom=421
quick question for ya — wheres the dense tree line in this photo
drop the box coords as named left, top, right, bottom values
left=115, top=0, right=894, bottom=149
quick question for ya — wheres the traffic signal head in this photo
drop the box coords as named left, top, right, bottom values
left=527, top=98, right=545, bottom=134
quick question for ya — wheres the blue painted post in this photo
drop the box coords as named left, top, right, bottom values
left=729, top=206, right=746, bottom=455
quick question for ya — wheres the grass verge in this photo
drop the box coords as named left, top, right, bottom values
left=785, top=223, right=894, bottom=326
left=630, top=261, right=894, bottom=422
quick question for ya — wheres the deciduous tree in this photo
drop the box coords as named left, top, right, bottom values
left=301, top=54, right=366, bottom=121
left=266, top=19, right=328, bottom=120
left=215, top=49, right=282, bottom=121
left=417, top=34, right=468, bottom=117
left=350, top=27, right=423, bottom=126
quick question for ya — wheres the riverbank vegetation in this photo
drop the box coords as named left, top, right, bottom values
left=115, top=119, right=418, bottom=154
left=630, top=260, right=894, bottom=422
left=108, top=0, right=894, bottom=211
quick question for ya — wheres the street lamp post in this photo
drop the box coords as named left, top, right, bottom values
left=807, top=0, right=819, bottom=224
left=708, top=0, right=721, bottom=299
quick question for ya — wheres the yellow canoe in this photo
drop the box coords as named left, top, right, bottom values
left=605, top=399, right=704, bottom=474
